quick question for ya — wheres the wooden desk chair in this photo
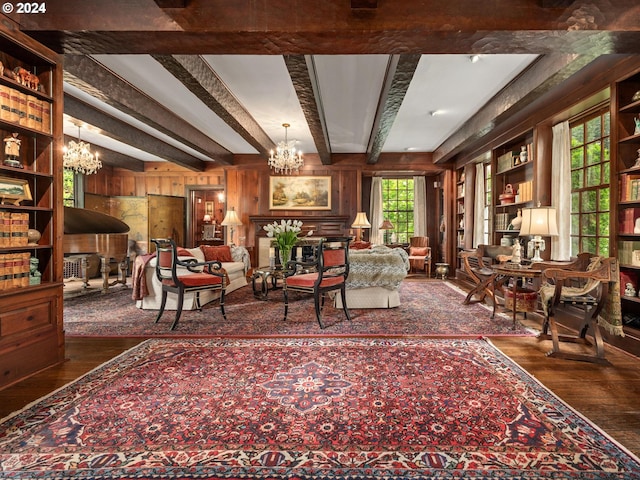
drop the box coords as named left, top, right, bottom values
left=459, top=244, right=512, bottom=312
left=283, top=236, right=351, bottom=329
left=538, top=255, right=617, bottom=364
left=151, top=238, right=227, bottom=330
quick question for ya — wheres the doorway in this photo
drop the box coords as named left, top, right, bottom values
left=185, top=185, right=226, bottom=248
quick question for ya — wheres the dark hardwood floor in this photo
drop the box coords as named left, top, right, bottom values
left=1, top=277, right=639, bottom=458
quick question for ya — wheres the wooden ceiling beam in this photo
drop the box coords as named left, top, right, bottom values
left=64, top=55, right=233, bottom=165
left=366, top=54, right=421, bottom=164
left=64, top=94, right=207, bottom=172
left=284, top=55, right=332, bottom=165
left=152, top=54, right=275, bottom=158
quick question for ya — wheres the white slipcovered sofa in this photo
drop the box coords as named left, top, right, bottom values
left=135, top=245, right=250, bottom=311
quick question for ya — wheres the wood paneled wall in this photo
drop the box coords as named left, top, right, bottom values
left=85, top=155, right=444, bottom=249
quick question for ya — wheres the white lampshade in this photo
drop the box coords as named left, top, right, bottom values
left=221, top=209, right=242, bottom=227
left=519, top=206, right=559, bottom=237
left=351, top=212, right=371, bottom=229
left=202, top=214, right=212, bottom=223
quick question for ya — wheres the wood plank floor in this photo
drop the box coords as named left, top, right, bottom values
left=1, top=279, right=639, bottom=459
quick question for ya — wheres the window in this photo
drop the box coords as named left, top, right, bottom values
left=382, top=178, right=414, bottom=243
left=570, top=108, right=610, bottom=256
left=484, top=162, right=492, bottom=245
left=63, top=169, right=84, bottom=207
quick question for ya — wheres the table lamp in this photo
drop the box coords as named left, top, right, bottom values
left=379, top=219, right=394, bottom=244
left=221, top=207, right=242, bottom=245
left=518, top=204, right=558, bottom=262
left=351, top=212, right=371, bottom=242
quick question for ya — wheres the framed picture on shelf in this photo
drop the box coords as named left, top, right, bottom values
left=0, top=176, right=31, bottom=205
left=269, top=176, right=331, bottom=210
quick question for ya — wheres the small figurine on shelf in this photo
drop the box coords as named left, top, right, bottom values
left=519, top=145, right=528, bottom=163
left=511, top=238, right=522, bottom=265
left=625, top=282, right=636, bottom=297
left=29, top=257, right=41, bottom=286
left=3, top=133, right=22, bottom=168
left=635, top=116, right=640, bottom=135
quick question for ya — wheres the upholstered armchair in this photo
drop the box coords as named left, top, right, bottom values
left=408, top=236, right=431, bottom=276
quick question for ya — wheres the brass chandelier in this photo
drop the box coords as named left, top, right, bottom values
left=268, top=123, right=303, bottom=174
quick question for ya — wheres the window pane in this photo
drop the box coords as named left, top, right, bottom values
left=598, top=238, right=609, bottom=256
left=586, top=141, right=601, bottom=165
left=581, top=213, right=596, bottom=235
left=603, top=137, right=610, bottom=161
left=571, top=237, right=579, bottom=254
left=571, top=147, right=583, bottom=169
left=586, top=116, right=601, bottom=142
left=581, top=190, right=597, bottom=212
left=571, top=124, right=584, bottom=145
left=586, top=165, right=601, bottom=187
left=571, top=169, right=583, bottom=189
left=603, top=161, right=610, bottom=184
left=599, top=187, right=610, bottom=211
left=571, top=213, right=579, bottom=235
left=571, top=192, right=580, bottom=211
left=599, top=213, right=609, bottom=236
left=582, top=237, right=597, bottom=253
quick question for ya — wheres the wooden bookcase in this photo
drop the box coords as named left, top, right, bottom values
left=0, top=21, right=63, bottom=389
left=492, top=133, right=535, bottom=250
left=455, top=168, right=466, bottom=249
left=614, top=70, right=640, bottom=337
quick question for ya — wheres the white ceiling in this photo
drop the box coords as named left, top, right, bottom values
left=63, top=53, right=538, bottom=164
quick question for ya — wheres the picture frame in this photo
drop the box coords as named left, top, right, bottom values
left=269, top=176, right=331, bottom=210
left=0, top=176, right=31, bottom=205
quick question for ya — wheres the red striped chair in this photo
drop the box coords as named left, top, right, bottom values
left=283, top=236, right=351, bottom=329
left=151, top=238, right=227, bottom=330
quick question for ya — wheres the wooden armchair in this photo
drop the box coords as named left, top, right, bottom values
left=459, top=244, right=513, bottom=313
left=408, top=236, right=431, bottom=276
left=537, top=255, right=617, bottom=364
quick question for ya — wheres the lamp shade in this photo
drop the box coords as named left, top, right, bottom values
left=351, top=212, right=371, bottom=229
left=203, top=214, right=212, bottom=223
left=221, top=209, right=242, bottom=226
left=379, top=219, right=394, bottom=230
left=519, top=206, right=559, bottom=237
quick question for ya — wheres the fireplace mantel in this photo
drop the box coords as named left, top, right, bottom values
left=250, top=215, right=351, bottom=266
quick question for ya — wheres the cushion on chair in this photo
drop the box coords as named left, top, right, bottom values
left=162, top=272, right=224, bottom=288
left=200, top=245, right=234, bottom=263
left=324, top=248, right=346, bottom=266
left=409, top=246, right=429, bottom=256
left=286, top=272, right=344, bottom=288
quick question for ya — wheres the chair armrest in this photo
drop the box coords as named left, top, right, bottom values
left=178, top=258, right=225, bottom=277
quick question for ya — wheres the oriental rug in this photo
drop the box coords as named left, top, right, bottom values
left=64, top=280, right=535, bottom=337
left=1, top=338, right=638, bottom=479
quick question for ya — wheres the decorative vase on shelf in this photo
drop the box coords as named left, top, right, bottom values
left=510, top=209, right=523, bottom=231
left=519, top=145, right=528, bottom=163
left=27, top=228, right=41, bottom=245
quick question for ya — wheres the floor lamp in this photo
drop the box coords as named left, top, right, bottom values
left=221, top=207, right=242, bottom=245
left=351, top=212, right=371, bottom=242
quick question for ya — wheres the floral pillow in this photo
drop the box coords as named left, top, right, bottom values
left=200, top=245, right=233, bottom=263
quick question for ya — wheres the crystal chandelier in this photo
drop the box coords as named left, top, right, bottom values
left=268, top=123, right=303, bottom=174
left=63, top=126, right=102, bottom=175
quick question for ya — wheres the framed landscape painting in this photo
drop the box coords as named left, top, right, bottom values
left=269, top=176, right=331, bottom=210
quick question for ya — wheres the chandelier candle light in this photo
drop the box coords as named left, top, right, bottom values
left=63, top=125, right=102, bottom=175
left=268, top=123, right=303, bottom=174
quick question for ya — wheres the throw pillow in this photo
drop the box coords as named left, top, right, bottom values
left=409, top=246, right=429, bottom=256
left=200, top=245, right=234, bottom=263
left=176, top=247, right=194, bottom=257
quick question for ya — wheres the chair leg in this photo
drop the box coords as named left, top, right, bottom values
left=156, top=290, right=168, bottom=323
left=340, top=286, right=351, bottom=321
left=314, top=291, right=325, bottom=329
left=283, top=288, right=289, bottom=321
left=544, top=312, right=610, bottom=365
left=171, top=287, right=185, bottom=331
left=219, top=288, right=227, bottom=320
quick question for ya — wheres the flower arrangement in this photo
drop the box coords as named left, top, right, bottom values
left=264, top=219, right=304, bottom=265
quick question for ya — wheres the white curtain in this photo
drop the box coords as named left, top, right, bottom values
left=473, top=163, right=485, bottom=247
left=369, top=177, right=383, bottom=244
left=413, top=176, right=427, bottom=236
left=551, top=121, right=571, bottom=260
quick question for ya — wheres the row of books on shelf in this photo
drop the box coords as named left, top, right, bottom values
left=0, top=84, right=50, bottom=133
left=457, top=184, right=465, bottom=198
left=0, top=211, right=29, bottom=246
left=494, top=212, right=514, bottom=231
left=0, top=251, right=30, bottom=289
left=620, top=174, right=640, bottom=202
left=516, top=180, right=534, bottom=202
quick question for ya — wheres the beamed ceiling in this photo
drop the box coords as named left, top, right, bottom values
left=6, top=0, right=640, bottom=174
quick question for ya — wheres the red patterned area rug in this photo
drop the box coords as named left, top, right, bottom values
left=64, top=280, right=535, bottom=337
left=1, top=338, right=638, bottom=479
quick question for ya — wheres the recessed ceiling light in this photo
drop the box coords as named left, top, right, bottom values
left=469, top=55, right=480, bottom=63
left=429, top=110, right=443, bottom=117
left=404, top=147, right=417, bottom=152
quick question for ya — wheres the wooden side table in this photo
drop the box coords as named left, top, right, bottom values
left=492, top=264, right=542, bottom=329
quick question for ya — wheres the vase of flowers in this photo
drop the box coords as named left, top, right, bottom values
left=264, top=219, right=303, bottom=267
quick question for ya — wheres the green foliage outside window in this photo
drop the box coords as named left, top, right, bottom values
left=63, top=169, right=77, bottom=207
left=382, top=178, right=414, bottom=243
left=569, top=109, right=610, bottom=256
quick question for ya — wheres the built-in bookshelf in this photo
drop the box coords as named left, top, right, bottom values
left=456, top=169, right=465, bottom=249
left=615, top=70, right=640, bottom=336
left=0, top=21, right=63, bottom=390
left=492, top=133, right=534, bottom=249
